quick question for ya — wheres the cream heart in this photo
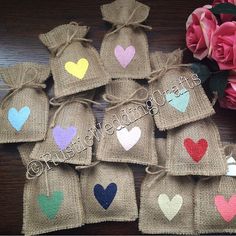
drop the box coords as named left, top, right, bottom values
left=116, top=126, right=141, bottom=151
left=226, top=156, right=236, bottom=176
left=65, top=58, right=89, bottom=79
left=158, top=194, right=183, bottom=221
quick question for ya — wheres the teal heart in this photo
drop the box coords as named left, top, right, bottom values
left=37, top=191, right=63, bottom=220
left=165, top=89, right=190, bottom=112
left=8, top=106, right=30, bottom=131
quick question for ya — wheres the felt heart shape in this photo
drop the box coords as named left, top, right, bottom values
left=226, top=156, right=236, bottom=176
left=94, top=183, right=117, bottom=210
left=65, top=58, right=89, bottom=79
left=8, top=106, right=30, bottom=131
left=215, top=195, right=236, bottom=222
left=165, top=89, right=190, bottom=112
left=52, top=125, right=77, bottom=150
left=116, top=126, right=141, bottom=151
left=184, top=138, right=208, bottom=163
left=114, top=45, right=135, bottom=68
left=37, top=191, right=64, bottom=220
left=158, top=194, right=183, bottom=221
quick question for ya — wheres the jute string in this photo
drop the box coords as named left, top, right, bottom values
left=145, top=165, right=167, bottom=188
left=48, top=22, right=93, bottom=57
left=49, top=97, right=100, bottom=128
left=75, top=161, right=100, bottom=170
left=103, top=87, right=148, bottom=111
left=104, top=5, right=152, bottom=37
left=0, top=67, right=45, bottom=109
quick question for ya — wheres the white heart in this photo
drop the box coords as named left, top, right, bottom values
left=158, top=194, right=183, bottom=221
left=226, top=156, right=236, bottom=176
left=116, top=126, right=141, bottom=151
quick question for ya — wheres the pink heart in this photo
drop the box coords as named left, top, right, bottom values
left=215, top=195, right=236, bottom=222
left=114, top=45, right=135, bottom=68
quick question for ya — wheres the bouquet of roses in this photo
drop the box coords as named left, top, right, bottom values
left=186, top=0, right=236, bottom=110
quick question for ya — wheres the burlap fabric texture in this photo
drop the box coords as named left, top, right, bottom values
left=0, top=63, right=50, bottom=143
left=139, top=138, right=195, bottom=234
left=166, top=118, right=227, bottom=176
left=100, top=0, right=151, bottom=79
left=79, top=162, right=138, bottom=224
left=96, top=79, right=158, bottom=165
left=39, top=22, right=110, bottom=98
left=18, top=144, right=84, bottom=236
left=149, top=49, right=215, bottom=130
left=30, top=92, right=96, bottom=165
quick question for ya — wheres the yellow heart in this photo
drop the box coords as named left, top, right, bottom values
left=65, top=58, right=89, bottom=79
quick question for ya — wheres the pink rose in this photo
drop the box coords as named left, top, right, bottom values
left=211, top=22, right=236, bottom=70
left=219, top=75, right=236, bottom=109
left=186, top=6, right=218, bottom=60
left=212, top=0, right=236, bottom=22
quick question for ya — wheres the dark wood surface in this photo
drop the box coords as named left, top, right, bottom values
left=0, top=0, right=236, bottom=235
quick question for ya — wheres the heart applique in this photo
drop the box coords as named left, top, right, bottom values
left=116, top=126, right=141, bottom=151
left=65, top=58, right=89, bottom=79
left=215, top=195, right=236, bottom=222
left=94, top=183, right=117, bottom=210
left=184, top=138, right=208, bottom=163
left=226, top=156, right=236, bottom=176
left=37, top=191, right=64, bottom=220
left=165, top=89, right=190, bottom=112
left=114, top=45, right=135, bottom=68
left=158, top=194, right=183, bottom=221
left=8, top=106, right=30, bottom=131
left=52, top=125, right=77, bottom=150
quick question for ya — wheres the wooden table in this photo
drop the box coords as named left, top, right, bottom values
left=0, top=0, right=235, bottom=234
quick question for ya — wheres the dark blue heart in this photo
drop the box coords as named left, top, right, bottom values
left=93, top=183, right=117, bottom=210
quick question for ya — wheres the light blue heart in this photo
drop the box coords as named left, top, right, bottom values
left=165, top=89, right=190, bottom=112
left=8, top=106, right=31, bottom=131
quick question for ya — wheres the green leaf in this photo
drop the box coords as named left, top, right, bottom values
left=191, top=63, right=211, bottom=83
left=209, top=71, right=229, bottom=98
left=210, top=3, right=236, bottom=15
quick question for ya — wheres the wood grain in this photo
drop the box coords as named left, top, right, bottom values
left=0, top=0, right=235, bottom=234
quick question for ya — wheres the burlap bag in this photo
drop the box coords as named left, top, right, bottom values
left=166, top=118, right=227, bottom=176
left=18, top=144, right=84, bottom=236
left=100, top=0, right=151, bottom=79
left=39, top=22, right=110, bottom=98
left=96, top=79, right=157, bottom=165
left=30, top=92, right=96, bottom=165
left=0, top=63, right=50, bottom=143
left=139, top=138, right=195, bottom=234
left=149, top=49, right=215, bottom=130
left=79, top=162, right=138, bottom=224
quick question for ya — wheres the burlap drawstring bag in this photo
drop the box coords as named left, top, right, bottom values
left=79, top=162, right=138, bottom=224
left=100, top=0, right=152, bottom=79
left=195, top=144, right=236, bottom=234
left=39, top=22, right=110, bottom=98
left=166, top=118, right=227, bottom=176
left=96, top=79, right=158, bottom=165
left=18, top=144, right=84, bottom=236
left=30, top=93, right=96, bottom=165
left=139, top=138, right=195, bottom=234
left=0, top=63, right=50, bottom=143
left=148, top=49, right=215, bottom=130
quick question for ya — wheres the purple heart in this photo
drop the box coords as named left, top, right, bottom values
left=114, top=45, right=136, bottom=68
left=52, top=125, right=77, bottom=150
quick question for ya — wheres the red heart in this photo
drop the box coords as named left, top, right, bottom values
left=183, top=138, right=208, bottom=163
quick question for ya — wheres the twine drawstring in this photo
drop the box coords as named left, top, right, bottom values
left=211, top=91, right=218, bottom=106
left=103, top=87, right=148, bottom=111
left=145, top=165, right=167, bottom=188
left=45, top=168, right=50, bottom=197
left=48, top=22, right=92, bottom=57
left=148, top=62, right=192, bottom=83
left=75, top=161, right=100, bottom=170
left=105, top=5, right=152, bottom=37
left=49, top=97, right=101, bottom=128
left=0, top=67, right=45, bottom=109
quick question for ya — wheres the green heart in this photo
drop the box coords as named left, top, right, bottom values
left=37, top=191, right=63, bottom=219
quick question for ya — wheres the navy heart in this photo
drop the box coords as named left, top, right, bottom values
left=93, top=183, right=117, bottom=210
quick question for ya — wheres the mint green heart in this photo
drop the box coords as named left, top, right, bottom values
left=37, top=191, right=63, bottom=219
left=165, top=89, right=190, bottom=112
